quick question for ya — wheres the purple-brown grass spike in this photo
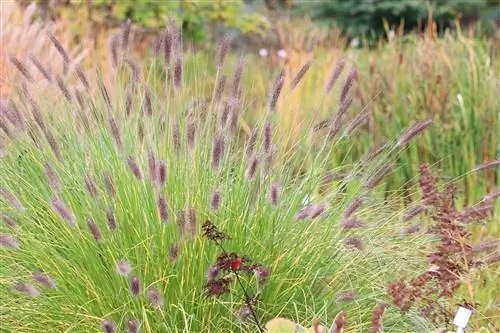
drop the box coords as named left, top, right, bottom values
left=228, top=98, right=240, bottom=133
left=472, top=159, right=500, bottom=172
left=0, top=235, right=18, bottom=249
left=325, top=58, right=345, bottom=93
left=125, top=59, right=141, bottom=83
left=163, top=27, right=173, bottom=66
left=269, top=69, right=285, bottom=111
left=264, top=146, right=275, bottom=175
left=246, top=128, right=258, bottom=157
left=335, top=291, right=357, bottom=303
left=9, top=55, right=33, bottom=82
left=401, top=225, right=420, bottom=235
left=231, top=58, right=244, bottom=97
left=172, top=119, right=181, bottom=153
left=148, top=150, right=157, bottom=183
left=98, top=78, right=112, bottom=110
left=339, top=69, right=357, bottom=106
left=51, top=198, right=75, bottom=226
left=125, top=87, right=133, bottom=116
left=246, top=154, right=259, bottom=180
left=130, top=276, right=140, bottom=296
left=87, top=218, right=102, bottom=242
left=1, top=188, right=24, bottom=211
left=108, top=116, right=123, bottom=151
left=158, top=194, right=169, bottom=223
left=187, top=120, right=196, bottom=151
left=116, top=260, right=132, bottom=276
left=263, top=121, right=272, bottom=153
left=44, top=128, right=62, bottom=161
left=76, top=67, right=89, bottom=90
left=14, top=282, right=39, bottom=297
left=169, top=244, right=179, bottom=263
left=127, top=320, right=140, bottom=333
left=100, top=319, right=116, bottom=333
left=1, top=215, right=18, bottom=229
left=137, top=121, right=145, bottom=145
left=148, top=287, right=164, bottom=307
left=331, top=311, right=347, bottom=333
left=308, top=204, right=325, bottom=219
left=0, top=117, right=14, bottom=139
left=1, top=100, right=26, bottom=131
left=187, top=208, right=197, bottom=237
left=217, top=35, right=230, bottom=69
left=291, top=60, right=312, bottom=90
left=214, top=75, right=227, bottom=102
left=127, top=157, right=143, bottom=181
left=176, top=210, right=187, bottom=236
left=109, top=34, right=120, bottom=68
left=44, top=163, right=61, bottom=193
left=270, top=182, right=282, bottom=206
left=32, top=271, right=56, bottom=289
left=211, top=134, right=225, bottom=170
left=210, top=190, right=221, bottom=211
left=344, top=237, right=364, bottom=251
left=122, top=19, right=132, bottom=49
left=403, top=205, right=427, bottom=221
left=364, top=164, right=392, bottom=189
left=56, top=75, right=73, bottom=102
left=103, top=171, right=116, bottom=198
left=158, top=161, right=167, bottom=186
left=343, top=110, right=368, bottom=137
left=29, top=54, right=52, bottom=82
left=84, top=174, right=98, bottom=199
left=367, top=304, right=386, bottom=333
left=143, top=85, right=152, bottom=117
left=174, top=55, right=182, bottom=88
left=397, top=119, right=433, bottom=147
left=47, top=33, right=69, bottom=73
left=342, top=197, right=364, bottom=219
left=340, top=217, right=366, bottom=230
left=106, top=209, right=117, bottom=232
left=74, top=89, right=86, bottom=110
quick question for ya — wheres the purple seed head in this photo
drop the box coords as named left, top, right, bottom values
left=32, top=271, right=56, bottom=289
left=122, top=19, right=132, bottom=49
left=109, top=34, right=120, bottom=67
left=187, top=208, right=197, bottom=237
left=103, top=171, right=116, bottom=198
left=158, top=161, right=167, bottom=186
left=187, top=120, right=196, bottom=150
left=397, top=119, right=433, bottom=147
left=14, top=282, right=39, bottom=297
left=172, top=120, right=181, bottom=153
left=217, top=35, right=230, bottom=69
left=214, top=75, right=227, bottom=102
left=127, top=157, right=143, bottom=181
left=228, top=98, right=240, bottom=133
left=147, top=287, right=164, bottom=307
left=0, top=235, right=19, bottom=249
left=295, top=206, right=311, bottom=220
left=344, top=237, right=364, bottom=251
left=116, top=260, right=132, bottom=277
left=364, top=164, right=392, bottom=189
left=342, top=198, right=364, bottom=219
left=246, top=128, right=258, bottom=156
left=84, top=174, right=98, bottom=198
left=264, top=146, right=275, bottom=175
left=403, top=205, right=427, bottom=221
left=29, top=54, right=52, bottom=82
left=255, top=266, right=270, bottom=283
left=246, top=155, right=259, bottom=180
left=210, top=190, right=221, bottom=211
left=308, top=204, right=325, bottom=219
left=127, top=319, right=140, bottom=333
left=231, top=58, right=244, bottom=97
left=130, top=276, right=140, bottom=296
left=176, top=210, right=187, bottom=236
left=336, top=290, right=357, bottom=303
left=1, top=215, right=18, bottom=228
left=47, top=33, right=69, bottom=72
left=108, top=116, right=123, bottom=151
left=325, top=58, right=345, bottom=93
left=290, top=61, right=312, bottom=90
left=473, top=159, right=500, bottom=172
left=340, top=217, right=366, bottom=230
left=125, top=87, right=133, bottom=116
left=51, top=198, right=75, bottom=226
left=1, top=188, right=24, bottom=211
left=100, top=319, right=116, bottom=333
left=269, top=69, right=285, bottom=111
left=174, top=56, right=182, bottom=88
left=137, top=121, right=145, bottom=145
left=264, top=121, right=272, bottom=152
left=76, top=67, right=89, bottom=89
left=56, top=75, right=73, bottom=102
left=87, top=218, right=102, bottom=242
left=236, top=305, right=252, bottom=322
left=270, top=182, right=282, bottom=206
left=148, top=150, right=157, bottom=183
left=211, top=134, right=225, bottom=170
left=143, top=85, right=152, bottom=117
left=339, top=69, right=357, bottom=105
left=206, top=265, right=220, bottom=281
left=158, top=194, right=169, bottom=223
left=9, top=55, right=33, bottom=81
left=44, top=163, right=61, bottom=193
left=163, top=27, right=173, bottom=65
left=401, top=224, right=421, bottom=235
left=169, top=244, right=179, bottom=263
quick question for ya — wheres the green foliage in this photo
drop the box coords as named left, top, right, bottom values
left=304, top=0, right=493, bottom=38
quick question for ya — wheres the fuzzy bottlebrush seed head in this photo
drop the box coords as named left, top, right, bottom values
left=76, top=67, right=90, bottom=90
left=231, top=58, right=244, bottom=98
left=169, top=244, right=179, bottom=263
left=214, top=75, right=227, bottom=102
left=342, top=197, right=364, bottom=219
left=47, top=33, right=69, bottom=71
left=116, top=260, right=132, bottom=276
left=158, top=161, right=167, bottom=186
left=100, top=319, right=116, bottom=333
left=1, top=188, right=24, bottom=211
left=148, top=287, right=164, bottom=307
left=367, top=304, right=386, bottom=333
left=172, top=120, right=181, bottom=153
left=268, top=70, right=285, bottom=111
left=56, top=75, right=73, bottom=102
left=344, top=237, right=364, bottom=251
left=217, top=35, right=230, bottom=69
left=335, top=291, right=357, bottom=303
left=290, top=61, right=312, bottom=90
left=270, top=182, right=282, bottom=206
left=0, top=235, right=19, bottom=249
left=29, top=54, right=52, bottom=82
left=174, top=56, right=182, bottom=88
left=340, top=217, right=366, bottom=230
left=246, top=154, right=259, bottom=180
left=127, top=320, right=140, bottom=333
left=143, top=85, right=153, bottom=117
left=130, top=276, right=140, bottom=296
left=331, top=311, right=347, bottom=333
left=9, top=55, right=33, bottom=82
left=158, top=194, right=169, bottom=223
left=51, top=198, right=75, bottom=226
left=397, top=119, right=433, bottom=147
left=32, top=271, right=56, bottom=289
left=127, top=157, right=143, bottom=181
left=187, top=120, right=196, bottom=150
left=87, top=218, right=102, bottom=242
left=84, top=174, right=98, bottom=199
left=211, top=134, right=225, bottom=170
left=210, top=190, right=221, bottom=211
left=1, top=215, right=18, bottom=229
left=339, top=69, right=357, bottom=106
left=263, top=121, right=272, bottom=153
left=14, top=282, right=39, bottom=298
left=103, top=172, right=116, bottom=198
left=325, top=58, right=345, bottom=93
left=44, top=163, right=61, bottom=193
left=147, top=150, right=157, bottom=183
left=108, top=116, right=123, bottom=151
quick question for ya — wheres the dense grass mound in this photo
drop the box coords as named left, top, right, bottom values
left=0, top=27, right=444, bottom=332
